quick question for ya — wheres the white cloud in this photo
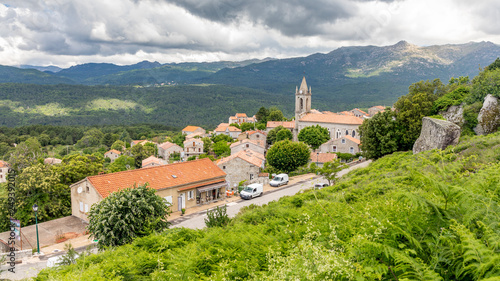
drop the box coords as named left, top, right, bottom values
left=0, top=0, right=498, bottom=67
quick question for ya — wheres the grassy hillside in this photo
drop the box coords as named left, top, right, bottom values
left=36, top=132, right=500, bottom=280
left=0, top=83, right=289, bottom=129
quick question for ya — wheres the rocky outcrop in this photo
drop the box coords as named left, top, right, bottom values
left=474, top=94, right=500, bottom=135
left=440, top=104, right=464, bottom=127
left=413, top=117, right=461, bottom=154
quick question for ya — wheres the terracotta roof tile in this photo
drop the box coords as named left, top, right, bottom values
left=182, top=126, right=202, bottom=132
left=131, top=139, right=147, bottom=145
left=227, top=126, right=242, bottom=132
left=230, top=139, right=264, bottom=148
left=247, top=130, right=267, bottom=136
left=343, top=135, right=361, bottom=145
left=217, top=150, right=265, bottom=168
left=158, top=141, right=179, bottom=150
left=372, top=105, right=385, bottom=110
left=0, top=160, right=10, bottom=168
left=142, top=156, right=165, bottom=167
left=215, top=123, right=229, bottom=132
left=105, top=149, right=122, bottom=155
left=86, top=158, right=226, bottom=199
left=266, top=121, right=295, bottom=129
left=310, top=152, right=338, bottom=163
left=235, top=113, right=248, bottom=118
left=352, top=108, right=368, bottom=115
left=299, top=112, right=363, bottom=125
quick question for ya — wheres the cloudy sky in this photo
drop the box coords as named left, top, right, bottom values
left=1, top=0, right=499, bottom=67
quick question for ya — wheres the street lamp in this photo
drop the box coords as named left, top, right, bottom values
left=32, top=204, right=40, bottom=254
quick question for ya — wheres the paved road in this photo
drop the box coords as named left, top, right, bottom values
left=172, top=160, right=371, bottom=229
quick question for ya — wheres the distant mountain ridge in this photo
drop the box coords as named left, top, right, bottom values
left=0, top=41, right=499, bottom=112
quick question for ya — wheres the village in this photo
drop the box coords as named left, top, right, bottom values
left=0, top=77, right=385, bottom=277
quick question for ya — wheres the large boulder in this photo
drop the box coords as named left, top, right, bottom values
left=413, top=117, right=461, bottom=154
left=474, top=94, right=500, bottom=135
left=440, top=104, right=464, bottom=127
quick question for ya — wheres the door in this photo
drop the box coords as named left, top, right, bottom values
left=179, top=193, right=186, bottom=210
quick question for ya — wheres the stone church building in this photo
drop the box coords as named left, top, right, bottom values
left=293, top=77, right=364, bottom=146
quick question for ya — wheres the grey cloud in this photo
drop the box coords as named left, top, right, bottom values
left=167, top=0, right=358, bottom=36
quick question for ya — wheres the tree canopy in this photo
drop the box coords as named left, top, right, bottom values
left=87, top=183, right=171, bottom=248
left=359, top=110, right=400, bottom=159
left=266, top=140, right=310, bottom=173
left=298, top=125, right=330, bottom=150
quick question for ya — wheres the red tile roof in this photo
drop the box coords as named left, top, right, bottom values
left=310, top=152, right=338, bottom=163
left=235, top=113, right=248, bottom=118
left=266, top=121, right=295, bottom=129
left=0, top=160, right=9, bottom=168
left=182, top=126, right=203, bottom=132
left=86, top=158, right=226, bottom=199
left=230, top=139, right=264, bottom=148
left=131, top=139, right=147, bottom=145
left=352, top=108, right=368, bottom=115
left=105, top=149, right=122, bottom=155
left=344, top=135, right=361, bottom=145
left=217, top=149, right=265, bottom=168
left=247, top=130, right=267, bottom=136
left=227, top=126, right=241, bottom=132
left=372, top=105, right=385, bottom=110
left=158, top=141, right=179, bottom=150
left=299, top=112, right=363, bottom=125
left=215, top=123, right=229, bottom=132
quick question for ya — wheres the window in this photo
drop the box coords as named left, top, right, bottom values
left=256, top=135, right=259, bottom=138
left=341, top=139, right=346, bottom=144
left=345, top=130, right=349, bottom=135
left=250, top=174, right=254, bottom=180
left=164, top=196, right=173, bottom=205
left=86, top=186, right=89, bottom=193
left=332, top=146, right=337, bottom=152
left=0, top=175, right=2, bottom=179
left=223, top=166, right=226, bottom=169
left=352, top=130, right=356, bottom=137
left=188, top=190, right=194, bottom=200
left=350, top=147, right=354, bottom=154
left=246, top=144, right=249, bottom=148
left=199, top=148, right=201, bottom=152
left=84, top=204, right=89, bottom=213
left=192, top=142, right=195, bottom=146
left=79, top=202, right=84, bottom=212
left=336, top=129, right=341, bottom=139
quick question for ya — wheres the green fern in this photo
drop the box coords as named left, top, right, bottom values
left=393, top=251, right=443, bottom=281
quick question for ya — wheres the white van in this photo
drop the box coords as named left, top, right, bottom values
left=240, top=183, right=263, bottom=200
left=269, top=174, right=289, bottom=187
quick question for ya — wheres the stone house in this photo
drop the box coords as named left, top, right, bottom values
left=184, top=138, right=204, bottom=158
left=319, top=135, right=361, bottom=154
left=0, top=160, right=9, bottom=184
left=351, top=108, right=369, bottom=118
left=368, top=105, right=386, bottom=116
left=70, top=158, right=227, bottom=221
left=104, top=149, right=122, bottom=163
left=237, top=130, right=267, bottom=147
left=230, top=139, right=266, bottom=155
left=229, top=113, right=256, bottom=125
left=142, top=156, right=168, bottom=168
left=182, top=126, right=205, bottom=136
left=217, top=150, right=265, bottom=190
left=158, top=141, right=183, bottom=160
left=213, top=123, right=242, bottom=139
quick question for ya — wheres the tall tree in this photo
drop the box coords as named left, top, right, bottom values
left=213, top=141, right=230, bottom=157
left=276, top=128, right=293, bottom=142
left=359, top=110, right=400, bottom=159
left=298, top=125, right=330, bottom=150
left=266, top=140, right=310, bottom=173
left=268, top=107, right=284, bottom=121
left=55, top=153, right=105, bottom=185
left=240, top=122, right=255, bottom=132
left=255, top=107, right=270, bottom=124
left=8, top=137, right=42, bottom=171
left=87, top=184, right=171, bottom=248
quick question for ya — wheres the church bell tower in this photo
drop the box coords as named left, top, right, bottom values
left=294, top=76, right=312, bottom=140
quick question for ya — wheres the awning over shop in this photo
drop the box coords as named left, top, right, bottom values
left=198, top=182, right=227, bottom=192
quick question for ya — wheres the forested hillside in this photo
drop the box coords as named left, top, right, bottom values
left=0, top=83, right=288, bottom=128
left=36, top=132, right=500, bottom=280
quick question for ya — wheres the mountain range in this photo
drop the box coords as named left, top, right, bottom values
left=0, top=41, right=499, bottom=127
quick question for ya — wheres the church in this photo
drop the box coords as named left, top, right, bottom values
left=293, top=77, right=364, bottom=145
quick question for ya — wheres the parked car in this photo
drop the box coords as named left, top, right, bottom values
left=240, top=183, right=263, bottom=200
left=313, top=183, right=329, bottom=189
left=269, top=174, right=289, bottom=187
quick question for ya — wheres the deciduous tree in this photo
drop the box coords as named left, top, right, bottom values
left=298, top=125, right=330, bottom=150
left=266, top=140, right=310, bottom=173
left=87, top=184, right=170, bottom=248
left=318, top=159, right=345, bottom=185
left=359, top=110, right=400, bottom=159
